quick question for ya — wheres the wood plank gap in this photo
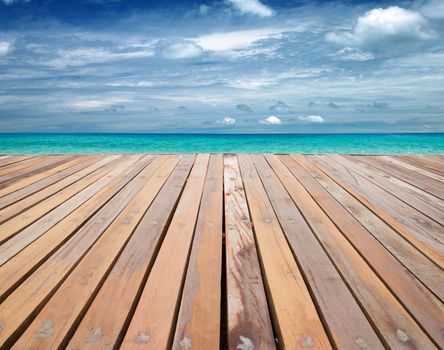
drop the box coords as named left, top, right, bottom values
left=0, top=156, right=175, bottom=349
left=288, top=155, right=444, bottom=346
left=254, top=154, right=384, bottom=350
left=314, top=155, right=444, bottom=269
left=238, top=154, right=332, bottom=350
left=270, top=154, right=437, bottom=349
left=121, top=154, right=210, bottom=349
left=67, top=155, right=195, bottom=350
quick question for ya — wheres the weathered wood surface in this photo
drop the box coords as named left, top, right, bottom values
left=0, top=154, right=442, bottom=349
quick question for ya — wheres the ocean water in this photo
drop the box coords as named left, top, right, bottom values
left=0, top=133, right=443, bottom=154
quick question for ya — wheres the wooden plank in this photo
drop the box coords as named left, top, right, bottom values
left=0, top=155, right=133, bottom=244
left=238, top=154, right=331, bottom=350
left=0, top=155, right=125, bottom=266
left=289, top=154, right=444, bottom=345
left=0, top=155, right=168, bottom=349
left=67, top=155, right=195, bottom=350
left=428, top=155, right=444, bottom=162
left=0, top=155, right=116, bottom=214
left=0, top=155, right=75, bottom=187
left=268, top=154, right=437, bottom=349
left=0, top=155, right=95, bottom=199
left=314, top=155, right=444, bottom=269
left=329, top=155, right=444, bottom=248
left=121, top=154, right=210, bottom=349
left=295, top=155, right=444, bottom=295
left=336, top=156, right=444, bottom=226
left=0, top=155, right=152, bottom=300
left=0, top=156, right=47, bottom=177
left=0, top=157, right=152, bottom=292
left=252, top=154, right=384, bottom=349
left=381, top=156, right=444, bottom=183
left=11, top=155, right=180, bottom=349
left=172, top=154, right=223, bottom=350
left=0, top=155, right=37, bottom=168
left=355, top=155, right=444, bottom=200
left=397, top=155, right=444, bottom=176
left=222, top=154, right=276, bottom=350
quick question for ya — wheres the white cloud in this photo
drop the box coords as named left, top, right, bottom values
left=330, top=47, right=375, bottom=61
left=106, top=80, right=154, bottom=87
left=225, top=78, right=274, bottom=89
left=421, top=0, right=444, bottom=19
left=158, top=39, right=203, bottom=59
left=0, top=41, right=13, bottom=57
left=190, top=27, right=306, bottom=59
left=46, top=47, right=154, bottom=68
left=326, top=6, right=436, bottom=51
left=298, top=115, right=325, bottom=123
left=193, top=28, right=286, bottom=53
left=227, top=0, right=274, bottom=17
left=260, top=115, right=282, bottom=125
left=218, top=117, right=236, bottom=125
left=68, top=98, right=133, bottom=111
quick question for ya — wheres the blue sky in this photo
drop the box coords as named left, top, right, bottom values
left=0, top=0, right=443, bottom=133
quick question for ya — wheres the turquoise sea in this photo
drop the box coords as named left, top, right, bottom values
left=0, top=133, right=443, bottom=154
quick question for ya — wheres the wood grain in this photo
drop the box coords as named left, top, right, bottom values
left=223, top=154, right=276, bottom=350
left=67, top=155, right=195, bottom=350
left=121, top=154, right=209, bottom=350
left=172, top=154, right=223, bottom=350
left=238, top=154, right=331, bottom=350
left=253, top=154, right=384, bottom=349
left=270, top=154, right=437, bottom=349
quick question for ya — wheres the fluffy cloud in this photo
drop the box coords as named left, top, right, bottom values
left=260, top=115, right=282, bottom=125
left=326, top=6, right=436, bottom=51
left=158, top=39, right=203, bottom=59
left=227, top=0, right=274, bottom=17
left=298, top=115, right=325, bottom=123
left=0, top=41, right=13, bottom=57
left=218, top=117, right=236, bottom=125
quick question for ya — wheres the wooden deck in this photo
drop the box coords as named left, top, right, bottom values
left=0, top=154, right=443, bottom=349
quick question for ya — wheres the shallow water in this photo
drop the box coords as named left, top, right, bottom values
left=0, top=133, right=443, bottom=154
